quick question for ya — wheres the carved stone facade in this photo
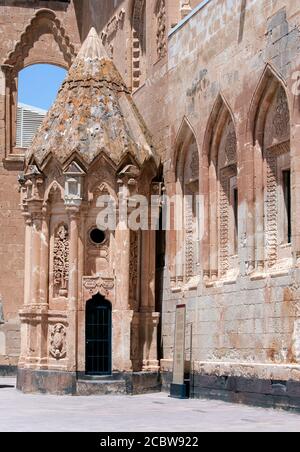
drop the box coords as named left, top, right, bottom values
left=15, top=28, right=159, bottom=394
left=1, top=0, right=300, bottom=408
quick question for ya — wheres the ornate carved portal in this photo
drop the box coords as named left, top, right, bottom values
left=53, top=224, right=69, bottom=297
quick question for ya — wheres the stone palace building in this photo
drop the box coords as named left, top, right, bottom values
left=1, top=0, right=300, bottom=408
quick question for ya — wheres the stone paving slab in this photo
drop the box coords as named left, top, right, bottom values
left=1, top=378, right=300, bottom=432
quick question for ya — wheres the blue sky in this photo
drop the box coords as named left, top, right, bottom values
left=18, top=64, right=67, bottom=111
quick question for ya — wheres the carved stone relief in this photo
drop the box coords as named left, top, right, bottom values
left=53, top=224, right=69, bottom=297
left=50, top=323, right=66, bottom=359
left=265, top=86, right=290, bottom=149
left=129, top=231, right=139, bottom=311
left=156, top=0, right=167, bottom=59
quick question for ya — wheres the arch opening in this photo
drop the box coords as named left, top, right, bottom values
left=85, top=294, right=112, bottom=376
left=16, top=64, right=67, bottom=149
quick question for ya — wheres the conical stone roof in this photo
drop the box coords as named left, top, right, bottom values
left=26, top=28, right=157, bottom=170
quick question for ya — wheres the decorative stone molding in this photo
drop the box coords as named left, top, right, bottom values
left=132, top=0, right=146, bottom=89
left=264, top=143, right=290, bottom=268
left=129, top=231, right=139, bottom=310
left=53, top=224, right=69, bottom=297
left=184, top=195, right=194, bottom=279
left=4, top=9, right=76, bottom=75
left=50, top=323, right=67, bottom=360
left=101, top=8, right=125, bottom=57
left=83, top=275, right=115, bottom=300
left=155, top=0, right=167, bottom=59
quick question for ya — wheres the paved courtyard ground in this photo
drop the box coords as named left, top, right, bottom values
left=1, top=377, right=300, bottom=432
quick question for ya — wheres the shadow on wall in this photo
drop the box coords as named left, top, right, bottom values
left=75, top=0, right=124, bottom=39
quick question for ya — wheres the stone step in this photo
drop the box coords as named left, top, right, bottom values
left=78, top=373, right=125, bottom=382
left=76, top=379, right=127, bottom=396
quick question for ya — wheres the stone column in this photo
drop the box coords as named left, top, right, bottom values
left=30, top=212, right=42, bottom=305
left=39, top=207, right=50, bottom=306
left=115, top=182, right=130, bottom=310
left=23, top=214, right=32, bottom=306
left=113, top=181, right=133, bottom=371
left=140, top=194, right=160, bottom=371
left=67, top=208, right=79, bottom=372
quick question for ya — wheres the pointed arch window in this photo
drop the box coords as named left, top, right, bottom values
left=205, top=98, right=238, bottom=280
left=1, top=9, right=75, bottom=166
left=174, top=122, right=200, bottom=283
left=253, top=70, right=291, bottom=270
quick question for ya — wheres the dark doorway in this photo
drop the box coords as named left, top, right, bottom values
left=85, top=294, right=112, bottom=376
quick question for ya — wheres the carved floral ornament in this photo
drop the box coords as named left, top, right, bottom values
left=272, top=86, right=290, bottom=139
left=50, top=323, right=67, bottom=360
left=53, top=224, right=69, bottom=297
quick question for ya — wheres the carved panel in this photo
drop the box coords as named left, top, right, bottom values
left=265, top=86, right=290, bottom=149
left=53, top=224, right=69, bottom=297
left=184, top=196, right=194, bottom=279
left=50, top=323, right=66, bottom=359
left=129, top=231, right=139, bottom=311
left=264, top=144, right=290, bottom=267
left=219, top=119, right=237, bottom=169
left=219, top=170, right=230, bottom=275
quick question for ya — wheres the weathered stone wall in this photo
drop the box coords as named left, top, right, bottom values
left=0, top=0, right=81, bottom=370
left=159, top=0, right=300, bottom=386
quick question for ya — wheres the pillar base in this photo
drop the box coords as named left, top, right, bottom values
left=17, top=367, right=161, bottom=395
left=17, top=368, right=76, bottom=395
